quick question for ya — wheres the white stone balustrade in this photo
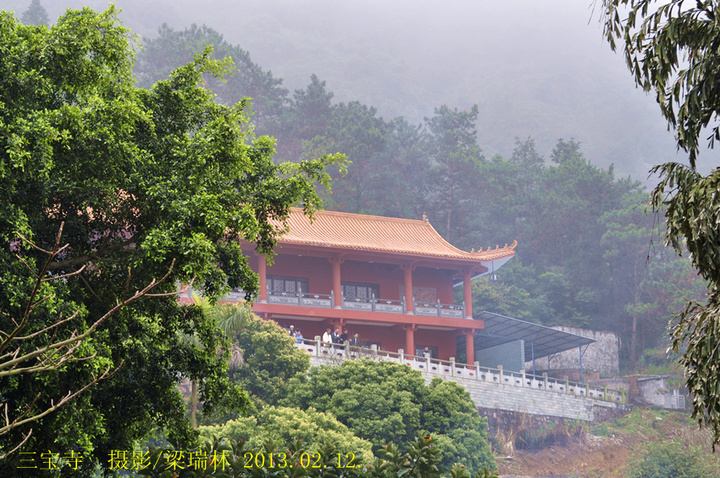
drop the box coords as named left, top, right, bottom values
left=297, top=338, right=627, bottom=407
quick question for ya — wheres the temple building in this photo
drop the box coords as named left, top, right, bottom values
left=237, top=208, right=517, bottom=361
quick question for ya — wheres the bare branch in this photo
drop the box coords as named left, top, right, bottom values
left=40, top=264, right=87, bottom=283
left=13, top=255, right=39, bottom=279
left=0, top=362, right=122, bottom=439
left=11, top=311, right=80, bottom=341
left=45, top=237, right=135, bottom=272
left=0, top=223, right=68, bottom=356
left=0, top=429, right=32, bottom=460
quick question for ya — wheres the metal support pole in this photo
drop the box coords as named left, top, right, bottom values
left=531, top=340, right=536, bottom=376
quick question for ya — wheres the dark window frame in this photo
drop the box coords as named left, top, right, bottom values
left=341, top=281, right=380, bottom=302
left=267, top=276, right=309, bottom=296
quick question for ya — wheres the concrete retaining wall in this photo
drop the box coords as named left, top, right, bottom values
left=432, top=375, right=596, bottom=421
left=528, top=327, right=620, bottom=377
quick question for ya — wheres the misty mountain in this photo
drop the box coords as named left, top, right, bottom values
left=0, top=0, right=706, bottom=183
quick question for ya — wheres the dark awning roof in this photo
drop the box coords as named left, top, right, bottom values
left=474, top=311, right=595, bottom=360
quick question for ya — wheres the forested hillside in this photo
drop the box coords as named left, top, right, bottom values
left=4, top=0, right=704, bottom=368
left=130, top=23, right=706, bottom=370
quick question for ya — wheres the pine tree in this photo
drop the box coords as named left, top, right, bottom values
left=20, top=0, right=49, bottom=26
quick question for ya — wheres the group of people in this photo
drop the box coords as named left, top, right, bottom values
left=287, top=325, right=362, bottom=348
left=287, top=325, right=304, bottom=344
left=322, top=327, right=360, bottom=348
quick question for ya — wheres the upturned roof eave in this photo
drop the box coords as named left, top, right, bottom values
left=271, top=239, right=517, bottom=265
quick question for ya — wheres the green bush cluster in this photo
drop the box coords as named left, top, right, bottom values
left=626, top=440, right=719, bottom=478
left=280, top=360, right=495, bottom=474
left=135, top=434, right=499, bottom=478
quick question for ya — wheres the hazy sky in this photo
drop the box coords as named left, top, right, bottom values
left=2, top=0, right=712, bottom=182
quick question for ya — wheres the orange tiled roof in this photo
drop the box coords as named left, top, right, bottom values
left=276, top=208, right=517, bottom=262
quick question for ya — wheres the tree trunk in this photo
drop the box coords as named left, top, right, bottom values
left=190, top=380, right=198, bottom=429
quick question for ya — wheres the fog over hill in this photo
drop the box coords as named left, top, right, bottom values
left=2, top=0, right=713, bottom=183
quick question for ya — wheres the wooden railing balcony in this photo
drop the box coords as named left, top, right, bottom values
left=261, top=291, right=466, bottom=318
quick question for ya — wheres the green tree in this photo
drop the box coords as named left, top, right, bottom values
left=601, top=190, right=657, bottom=366
left=601, top=191, right=707, bottom=366
left=603, top=0, right=720, bottom=444
left=135, top=24, right=289, bottom=133
left=20, top=0, right=49, bottom=26
left=280, top=360, right=494, bottom=474
left=198, top=405, right=374, bottom=461
left=0, top=7, right=341, bottom=474
left=422, top=105, right=483, bottom=241
left=274, top=74, right=337, bottom=163
left=219, top=303, right=310, bottom=407
left=292, top=74, right=336, bottom=142
left=311, top=101, right=388, bottom=213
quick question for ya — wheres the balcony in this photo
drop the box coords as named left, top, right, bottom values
left=262, top=291, right=466, bottom=318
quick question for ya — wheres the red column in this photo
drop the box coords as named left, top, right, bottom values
left=331, top=257, right=342, bottom=308
left=403, top=264, right=414, bottom=314
left=463, top=269, right=473, bottom=319
left=258, top=254, right=267, bottom=303
left=464, top=330, right=475, bottom=364
left=404, top=324, right=416, bottom=356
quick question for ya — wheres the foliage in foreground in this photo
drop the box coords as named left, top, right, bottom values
left=602, top=0, right=720, bottom=446
left=198, top=406, right=374, bottom=462
left=0, top=6, right=342, bottom=474
left=281, top=360, right=495, bottom=474
left=134, top=434, right=499, bottom=478
left=219, top=303, right=310, bottom=407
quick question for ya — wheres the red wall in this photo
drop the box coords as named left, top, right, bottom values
left=262, top=252, right=465, bottom=360
left=266, top=255, right=456, bottom=303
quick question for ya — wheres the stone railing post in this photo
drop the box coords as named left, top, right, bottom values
left=475, top=361, right=480, bottom=380
left=314, top=336, right=321, bottom=357
left=450, top=357, right=456, bottom=376
left=521, top=370, right=526, bottom=387
left=399, top=348, right=404, bottom=363
left=543, top=372, right=548, bottom=390
left=426, top=354, right=432, bottom=372
left=603, top=385, right=608, bottom=401
left=498, top=365, right=503, bottom=384
left=565, top=376, right=569, bottom=394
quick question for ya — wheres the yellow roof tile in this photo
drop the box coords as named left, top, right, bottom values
left=277, top=208, right=517, bottom=262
